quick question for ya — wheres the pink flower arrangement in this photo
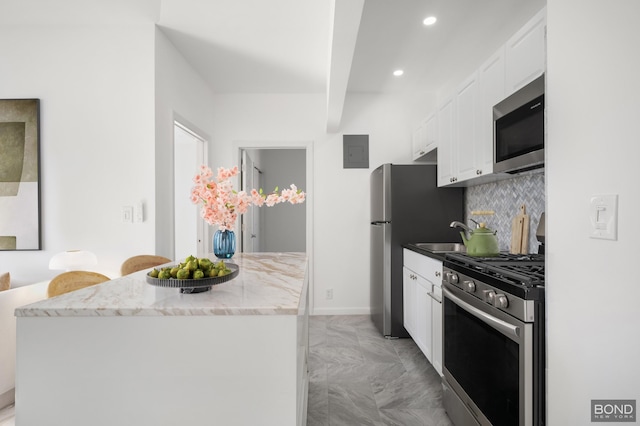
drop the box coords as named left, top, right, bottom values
left=190, top=165, right=306, bottom=231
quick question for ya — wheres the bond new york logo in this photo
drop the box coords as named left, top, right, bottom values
left=592, top=400, right=636, bottom=422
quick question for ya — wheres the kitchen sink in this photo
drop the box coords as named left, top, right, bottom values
left=413, top=242, right=466, bottom=253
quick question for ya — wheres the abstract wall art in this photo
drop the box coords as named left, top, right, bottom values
left=0, top=99, right=41, bottom=250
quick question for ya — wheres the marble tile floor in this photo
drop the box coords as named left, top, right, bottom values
left=0, top=315, right=452, bottom=426
left=307, top=315, right=453, bottom=426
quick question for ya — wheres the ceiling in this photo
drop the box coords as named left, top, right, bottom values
left=157, top=0, right=330, bottom=94
left=3, top=0, right=546, bottom=126
left=156, top=0, right=545, bottom=96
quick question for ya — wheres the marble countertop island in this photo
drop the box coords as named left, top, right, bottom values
left=16, top=252, right=307, bottom=317
left=15, top=252, right=310, bottom=426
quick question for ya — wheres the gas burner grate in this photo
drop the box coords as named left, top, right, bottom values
left=445, top=252, right=545, bottom=288
left=485, top=264, right=545, bottom=287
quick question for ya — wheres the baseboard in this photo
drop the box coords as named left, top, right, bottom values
left=0, top=388, right=14, bottom=410
left=311, top=307, right=370, bottom=316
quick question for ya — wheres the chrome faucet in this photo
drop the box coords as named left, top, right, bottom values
left=450, top=221, right=473, bottom=233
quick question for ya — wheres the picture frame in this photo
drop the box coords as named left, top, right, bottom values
left=0, top=99, right=41, bottom=250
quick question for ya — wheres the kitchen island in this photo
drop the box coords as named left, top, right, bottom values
left=14, top=252, right=309, bottom=426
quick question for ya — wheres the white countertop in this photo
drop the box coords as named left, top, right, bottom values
left=15, top=252, right=308, bottom=317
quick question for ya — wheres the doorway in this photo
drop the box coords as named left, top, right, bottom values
left=241, top=150, right=264, bottom=252
left=239, top=148, right=306, bottom=253
left=173, top=121, right=206, bottom=259
left=235, top=140, right=313, bottom=311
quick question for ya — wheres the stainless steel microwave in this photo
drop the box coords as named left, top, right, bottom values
left=493, top=74, right=545, bottom=174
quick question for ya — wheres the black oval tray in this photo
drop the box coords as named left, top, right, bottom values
left=146, top=263, right=239, bottom=293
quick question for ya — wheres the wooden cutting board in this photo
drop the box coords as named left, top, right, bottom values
left=510, top=205, right=530, bottom=254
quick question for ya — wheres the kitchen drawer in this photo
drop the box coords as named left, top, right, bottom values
left=404, top=249, right=443, bottom=284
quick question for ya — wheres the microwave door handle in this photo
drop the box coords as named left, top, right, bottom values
left=443, top=287, right=520, bottom=339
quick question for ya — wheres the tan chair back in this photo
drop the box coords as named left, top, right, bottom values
left=0, top=272, right=10, bottom=292
left=47, top=271, right=110, bottom=298
left=120, top=255, right=171, bottom=276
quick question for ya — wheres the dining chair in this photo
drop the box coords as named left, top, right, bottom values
left=47, top=271, right=110, bottom=298
left=120, top=255, right=171, bottom=276
left=0, top=272, right=10, bottom=292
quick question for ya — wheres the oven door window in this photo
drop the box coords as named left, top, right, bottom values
left=444, top=295, right=529, bottom=426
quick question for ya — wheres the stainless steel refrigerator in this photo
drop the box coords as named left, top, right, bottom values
left=370, top=163, right=464, bottom=338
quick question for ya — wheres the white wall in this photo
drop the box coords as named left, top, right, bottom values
left=315, top=94, right=412, bottom=314
left=210, top=93, right=412, bottom=314
left=0, top=23, right=157, bottom=283
left=547, top=1, right=640, bottom=423
left=154, top=28, right=217, bottom=260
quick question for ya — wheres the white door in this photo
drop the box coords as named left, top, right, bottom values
left=174, top=122, right=206, bottom=260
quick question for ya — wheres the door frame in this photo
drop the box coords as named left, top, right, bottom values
left=233, top=140, right=314, bottom=312
left=173, top=114, right=209, bottom=258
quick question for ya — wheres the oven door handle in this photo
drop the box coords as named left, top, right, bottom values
left=427, top=291, right=441, bottom=303
left=443, top=287, right=520, bottom=339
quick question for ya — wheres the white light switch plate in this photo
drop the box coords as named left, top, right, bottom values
left=122, top=206, right=133, bottom=223
left=589, top=194, right=618, bottom=240
left=134, top=202, right=144, bottom=223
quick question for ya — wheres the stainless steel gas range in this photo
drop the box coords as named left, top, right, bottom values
left=441, top=252, right=545, bottom=426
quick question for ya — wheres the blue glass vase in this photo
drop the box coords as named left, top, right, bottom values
left=213, top=230, right=236, bottom=259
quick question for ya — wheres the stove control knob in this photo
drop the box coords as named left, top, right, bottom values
left=463, top=280, right=476, bottom=293
left=482, top=290, right=496, bottom=304
left=447, top=273, right=459, bottom=285
left=494, top=294, right=509, bottom=309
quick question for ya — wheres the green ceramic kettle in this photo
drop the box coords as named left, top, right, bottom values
left=450, top=221, right=499, bottom=257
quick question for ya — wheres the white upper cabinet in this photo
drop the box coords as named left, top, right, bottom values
left=411, top=122, right=426, bottom=160
left=505, top=7, right=546, bottom=95
left=437, top=69, right=490, bottom=187
left=455, top=71, right=481, bottom=182
left=436, top=6, right=545, bottom=187
left=436, top=95, right=456, bottom=186
left=424, top=113, right=437, bottom=154
left=412, top=112, right=437, bottom=160
left=478, top=47, right=506, bottom=176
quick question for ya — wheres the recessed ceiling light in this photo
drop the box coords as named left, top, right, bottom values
left=423, top=16, right=437, bottom=26
left=393, top=70, right=404, bottom=77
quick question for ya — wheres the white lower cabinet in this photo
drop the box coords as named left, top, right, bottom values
left=403, top=266, right=416, bottom=337
left=403, top=249, right=444, bottom=375
left=404, top=266, right=433, bottom=361
left=431, top=282, right=443, bottom=375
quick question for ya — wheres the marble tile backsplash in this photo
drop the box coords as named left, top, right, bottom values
left=465, top=173, right=545, bottom=253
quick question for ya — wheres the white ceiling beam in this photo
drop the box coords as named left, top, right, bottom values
left=326, top=0, right=364, bottom=133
